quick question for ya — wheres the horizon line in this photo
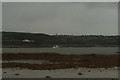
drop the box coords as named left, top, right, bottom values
left=1, top=31, right=119, bottom=36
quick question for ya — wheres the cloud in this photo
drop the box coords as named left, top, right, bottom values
left=2, top=2, right=118, bottom=35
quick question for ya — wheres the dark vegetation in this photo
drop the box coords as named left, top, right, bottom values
left=2, top=53, right=119, bottom=69
left=2, top=31, right=119, bottom=47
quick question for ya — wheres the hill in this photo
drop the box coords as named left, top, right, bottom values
left=2, top=31, right=119, bottom=48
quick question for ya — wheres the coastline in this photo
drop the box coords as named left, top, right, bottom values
left=2, top=45, right=119, bottom=48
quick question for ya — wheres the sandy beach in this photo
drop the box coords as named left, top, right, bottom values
left=2, top=67, right=118, bottom=78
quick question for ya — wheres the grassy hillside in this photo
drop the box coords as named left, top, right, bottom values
left=2, top=31, right=119, bottom=47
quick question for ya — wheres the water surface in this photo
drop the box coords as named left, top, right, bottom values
left=2, top=47, right=118, bottom=55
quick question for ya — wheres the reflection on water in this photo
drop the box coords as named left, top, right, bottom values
left=2, top=60, right=67, bottom=64
left=2, top=60, right=49, bottom=64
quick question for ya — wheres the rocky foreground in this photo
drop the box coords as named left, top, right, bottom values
left=2, top=53, right=119, bottom=70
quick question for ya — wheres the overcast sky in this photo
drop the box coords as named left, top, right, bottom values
left=2, top=0, right=119, bottom=2
left=3, top=2, right=118, bottom=35
left=0, top=2, right=1, bottom=31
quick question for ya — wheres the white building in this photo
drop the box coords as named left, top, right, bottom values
left=22, top=39, right=35, bottom=42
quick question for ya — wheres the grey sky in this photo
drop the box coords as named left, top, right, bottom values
left=0, top=2, right=1, bottom=31
left=3, top=2, right=118, bottom=35
left=2, top=0, right=119, bottom=2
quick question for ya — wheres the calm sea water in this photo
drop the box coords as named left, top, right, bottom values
left=2, top=47, right=118, bottom=55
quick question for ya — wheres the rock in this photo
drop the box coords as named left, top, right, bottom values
left=45, top=76, right=51, bottom=78
left=78, top=72, right=83, bottom=75
left=3, top=72, right=6, bottom=73
left=14, top=73, right=19, bottom=75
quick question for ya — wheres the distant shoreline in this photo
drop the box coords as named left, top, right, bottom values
left=2, top=45, right=119, bottom=48
left=3, top=32, right=119, bottom=48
